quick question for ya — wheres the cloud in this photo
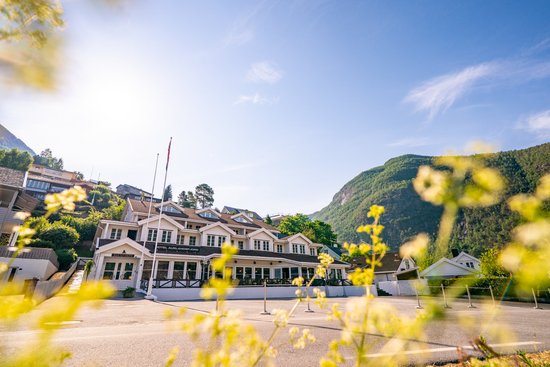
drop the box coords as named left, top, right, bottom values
left=234, top=93, right=277, bottom=105
left=387, top=137, right=433, bottom=148
left=519, top=109, right=550, bottom=138
left=246, top=62, right=283, bottom=84
left=404, top=63, right=497, bottom=119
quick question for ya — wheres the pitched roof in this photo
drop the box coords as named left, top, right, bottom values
left=222, top=206, right=263, bottom=220
left=347, top=252, right=405, bottom=273
left=126, top=199, right=279, bottom=232
left=0, top=246, right=58, bottom=268
left=0, top=166, right=25, bottom=187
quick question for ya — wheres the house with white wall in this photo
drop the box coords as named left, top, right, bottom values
left=346, top=252, right=418, bottom=285
left=420, top=251, right=480, bottom=279
left=0, top=246, right=59, bottom=283
left=91, top=199, right=349, bottom=293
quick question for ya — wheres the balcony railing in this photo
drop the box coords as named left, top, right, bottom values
left=140, top=277, right=352, bottom=289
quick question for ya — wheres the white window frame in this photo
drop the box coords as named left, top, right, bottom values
left=189, top=236, right=196, bottom=246
left=276, top=244, right=283, bottom=253
left=207, top=235, right=215, bottom=247
left=292, top=244, right=298, bottom=253
left=161, top=230, right=172, bottom=243
left=110, top=228, right=122, bottom=240
left=262, top=240, right=269, bottom=251
left=310, top=248, right=316, bottom=256
left=176, top=234, right=185, bottom=245
left=147, top=229, right=157, bottom=242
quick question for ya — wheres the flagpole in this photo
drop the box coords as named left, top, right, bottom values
left=146, top=137, right=172, bottom=300
left=138, top=153, right=159, bottom=293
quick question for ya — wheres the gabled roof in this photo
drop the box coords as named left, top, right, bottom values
left=347, top=252, right=410, bottom=273
left=137, top=214, right=187, bottom=231
left=95, top=238, right=151, bottom=256
left=0, top=167, right=26, bottom=188
left=420, top=257, right=477, bottom=277
left=196, top=207, right=222, bottom=217
left=199, top=221, right=236, bottom=235
left=247, top=227, right=279, bottom=241
left=284, top=233, right=313, bottom=244
left=231, top=212, right=254, bottom=223
left=222, top=206, right=262, bottom=220
left=452, top=251, right=479, bottom=263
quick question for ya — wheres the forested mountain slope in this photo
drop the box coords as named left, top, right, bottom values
left=311, top=143, right=550, bottom=256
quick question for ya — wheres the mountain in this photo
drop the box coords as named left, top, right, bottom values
left=311, top=143, right=550, bottom=256
left=0, top=123, right=35, bottom=155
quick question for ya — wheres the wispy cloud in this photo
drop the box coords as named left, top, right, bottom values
left=404, top=63, right=497, bottom=119
left=519, top=109, right=550, bottom=138
left=387, top=137, right=433, bottom=148
left=234, top=93, right=277, bottom=105
left=223, top=1, right=276, bottom=47
left=246, top=62, right=283, bottom=84
left=404, top=40, right=550, bottom=119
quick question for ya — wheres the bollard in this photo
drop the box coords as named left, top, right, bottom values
left=489, top=285, right=496, bottom=308
left=260, top=280, right=270, bottom=315
left=414, top=285, right=423, bottom=309
left=441, top=284, right=450, bottom=309
left=305, top=292, right=314, bottom=313
left=466, top=285, right=475, bottom=308
left=532, top=288, right=542, bottom=310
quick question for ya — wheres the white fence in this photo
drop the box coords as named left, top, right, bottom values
left=377, top=279, right=428, bottom=296
left=33, top=259, right=79, bottom=303
left=148, top=285, right=377, bottom=302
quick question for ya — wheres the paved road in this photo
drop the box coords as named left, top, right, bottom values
left=1, top=295, right=548, bottom=366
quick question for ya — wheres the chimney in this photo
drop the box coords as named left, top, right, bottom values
left=451, top=248, right=459, bottom=257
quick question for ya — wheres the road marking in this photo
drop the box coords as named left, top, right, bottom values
left=355, top=341, right=542, bottom=359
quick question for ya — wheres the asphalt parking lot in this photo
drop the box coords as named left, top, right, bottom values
left=1, top=295, right=548, bottom=366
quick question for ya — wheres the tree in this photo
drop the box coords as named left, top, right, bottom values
left=74, top=171, right=84, bottom=180
left=195, top=183, right=214, bottom=208
left=278, top=214, right=337, bottom=246
left=0, top=148, right=33, bottom=171
left=33, top=148, right=63, bottom=170
left=163, top=184, right=173, bottom=201
left=480, top=247, right=509, bottom=278
left=265, top=215, right=273, bottom=225
left=88, top=184, right=113, bottom=210
left=178, top=190, right=196, bottom=208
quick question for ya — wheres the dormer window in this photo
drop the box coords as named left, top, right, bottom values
left=234, top=217, right=249, bottom=223
left=163, top=206, right=181, bottom=214
left=200, top=211, right=218, bottom=219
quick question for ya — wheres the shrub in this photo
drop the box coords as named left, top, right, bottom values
left=55, top=248, right=77, bottom=271
left=37, top=222, right=79, bottom=249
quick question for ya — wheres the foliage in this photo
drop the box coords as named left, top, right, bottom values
left=87, top=184, right=114, bottom=210
left=59, top=210, right=102, bottom=242
left=101, top=195, right=125, bottom=221
left=0, top=148, right=33, bottom=171
left=33, top=148, right=63, bottom=169
left=480, top=247, right=509, bottom=278
left=55, top=248, right=77, bottom=270
left=313, top=143, right=550, bottom=256
left=177, top=190, right=197, bottom=208
left=278, top=214, right=337, bottom=246
left=163, top=184, right=172, bottom=201
left=74, top=171, right=84, bottom=180
left=122, top=287, right=135, bottom=298
left=195, top=183, right=214, bottom=208
left=1, top=186, right=114, bottom=367
left=35, top=221, right=79, bottom=249
left=83, top=260, right=94, bottom=281
left=264, top=214, right=273, bottom=225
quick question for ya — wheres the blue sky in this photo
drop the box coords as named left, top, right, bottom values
left=2, top=0, right=550, bottom=215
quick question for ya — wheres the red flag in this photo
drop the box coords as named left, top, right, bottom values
left=166, top=137, right=172, bottom=170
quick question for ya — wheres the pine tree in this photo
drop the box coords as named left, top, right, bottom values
left=163, top=184, right=173, bottom=201
left=195, top=183, right=214, bottom=208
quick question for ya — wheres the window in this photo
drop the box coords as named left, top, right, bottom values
left=235, top=267, right=244, bottom=280
left=200, top=211, right=218, bottom=219
left=163, top=206, right=181, bottom=214
left=26, top=179, right=50, bottom=190
left=161, top=230, right=172, bottom=243
left=274, top=268, right=282, bottom=279
left=290, top=267, right=299, bottom=279
left=404, top=259, right=410, bottom=270
left=276, top=244, right=283, bottom=253
left=238, top=241, right=244, bottom=250
left=254, top=240, right=261, bottom=250
left=244, top=267, right=253, bottom=279
left=110, top=228, right=122, bottom=240
left=207, top=235, right=215, bottom=247
left=186, top=224, right=193, bottom=229
left=147, top=229, right=157, bottom=242
left=292, top=244, right=298, bottom=253
left=217, top=236, right=226, bottom=247
left=176, top=234, right=185, bottom=245
left=262, top=240, right=270, bottom=251
left=123, top=263, right=133, bottom=280
left=102, top=262, right=116, bottom=280
left=186, top=262, right=197, bottom=279
left=310, top=248, right=316, bottom=256
left=189, top=236, right=196, bottom=246
left=299, top=245, right=305, bottom=254
left=173, top=262, right=185, bottom=280
left=156, top=261, right=169, bottom=280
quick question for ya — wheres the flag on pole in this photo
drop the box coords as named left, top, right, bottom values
left=166, top=137, right=172, bottom=170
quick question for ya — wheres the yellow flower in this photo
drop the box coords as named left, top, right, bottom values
left=413, top=166, right=449, bottom=205
left=400, top=233, right=429, bottom=258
